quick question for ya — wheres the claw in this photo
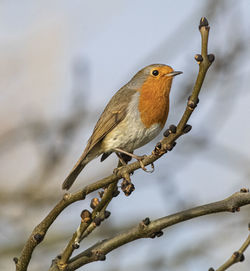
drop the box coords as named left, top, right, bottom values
left=144, top=162, right=154, bottom=173
left=138, top=156, right=154, bottom=173
left=139, top=159, right=147, bottom=171
left=114, top=148, right=154, bottom=173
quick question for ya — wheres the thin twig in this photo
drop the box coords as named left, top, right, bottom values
left=50, top=166, right=120, bottom=270
left=214, top=229, right=250, bottom=271
left=65, top=190, right=250, bottom=270
left=15, top=17, right=214, bottom=271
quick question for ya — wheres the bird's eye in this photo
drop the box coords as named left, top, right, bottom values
left=152, top=70, right=159, bottom=76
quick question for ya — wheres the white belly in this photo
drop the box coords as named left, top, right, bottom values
left=102, top=92, right=162, bottom=152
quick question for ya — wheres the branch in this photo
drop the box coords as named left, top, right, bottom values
left=15, top=17, right=214, bottom=271
left=65, top=190, right=250, bottom=270
left=209, top=224, right=250, bottom=271
left=54, top=181, right=118, bottom=270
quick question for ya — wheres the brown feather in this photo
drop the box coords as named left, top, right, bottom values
left=62, top=87, right=137, bottom=190
left=85, top=87, right=137, bottom=154
left=62, top=64, right=178, bottom=190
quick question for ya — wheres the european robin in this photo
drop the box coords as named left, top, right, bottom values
left=62, top=64, right=182, bottom=190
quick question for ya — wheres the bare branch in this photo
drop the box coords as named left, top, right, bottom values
left=65, top=190, right=250, bottom=270
left=15, top=17, right=214, bottom=271
left=211, top=225, right=250, bottom=271
left=55, top=181, right=118, bottom=269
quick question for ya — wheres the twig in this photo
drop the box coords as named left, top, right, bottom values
left=64, top=190, right=250, bottom=270
left=54, top=182, right=117, bottom=270
left=210, top=224, right=250, bottom=271
left=15, top=17, right=214, bottom=271
left=50, top=161, right=121, bottom=271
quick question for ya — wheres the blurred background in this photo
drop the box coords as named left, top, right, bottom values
left=0, top=0, right=250, bottom=270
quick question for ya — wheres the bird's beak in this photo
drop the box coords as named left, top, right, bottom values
left=165, top=71, right=183, bottom=77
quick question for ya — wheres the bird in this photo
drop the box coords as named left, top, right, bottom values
left=62, top=64, right=182, bottom=190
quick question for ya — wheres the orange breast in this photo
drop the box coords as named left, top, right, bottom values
left=138, top=76, right=172, bottom=128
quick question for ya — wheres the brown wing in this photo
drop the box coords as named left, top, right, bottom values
left=83, top=86, right=137, bottom=157
left=62, top=86, right=137, bottom=190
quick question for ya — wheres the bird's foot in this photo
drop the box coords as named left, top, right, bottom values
left=114, top=148, right=154, bottom=173
left=130, top=154, right=154, bottom=173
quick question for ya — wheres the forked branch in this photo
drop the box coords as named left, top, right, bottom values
left=65, top=190, right=250, bottom=270
left=16, top=17, right=214, bottom=271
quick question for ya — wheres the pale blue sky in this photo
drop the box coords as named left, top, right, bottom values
left=0, top=1, right=250, bottom=270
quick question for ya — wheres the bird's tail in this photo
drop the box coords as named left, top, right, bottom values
left=62, top=143, right=102, bottom=190
left=62, top=159, right=87, bottom=190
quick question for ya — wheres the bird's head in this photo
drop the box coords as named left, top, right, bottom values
left=128, top=64, right=182, bottom=93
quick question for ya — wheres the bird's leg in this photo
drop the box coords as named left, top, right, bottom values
left=115, top=152, right=128, bottom=166
left=114, top=147, right=150, bottom=172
